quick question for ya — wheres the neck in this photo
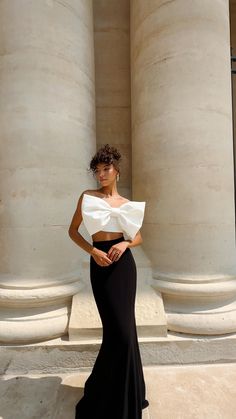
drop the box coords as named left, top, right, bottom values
left=99, top=183, right=119, bottom=197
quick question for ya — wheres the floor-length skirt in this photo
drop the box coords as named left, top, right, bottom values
left=75, top=236, right=149, bottom=419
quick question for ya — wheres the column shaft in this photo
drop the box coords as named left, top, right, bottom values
left=0, top=0, right=96, bottom=342
left=131, top=0, right=236, bottom=334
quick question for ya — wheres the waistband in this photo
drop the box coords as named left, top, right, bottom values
left=92, top=236, right=125, bottom=247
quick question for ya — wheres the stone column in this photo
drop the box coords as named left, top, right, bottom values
left=131, top=0, right=236, bottom=334
left=230, top=1, right=236, bottom=162
left=0, top=0, right=96, bottom=342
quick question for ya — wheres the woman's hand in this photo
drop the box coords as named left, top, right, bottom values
left=91, top=248, right=113, bottom=267
left=107, top=241, right=129, bottom=262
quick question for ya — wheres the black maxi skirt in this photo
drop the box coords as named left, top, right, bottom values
left=75, top=236, right=149, bottom=419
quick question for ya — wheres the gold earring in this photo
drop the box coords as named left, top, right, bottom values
left=116, top=173, right=120, bottom=182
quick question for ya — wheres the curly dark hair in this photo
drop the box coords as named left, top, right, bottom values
left=89, top=144, right=122, bottom=174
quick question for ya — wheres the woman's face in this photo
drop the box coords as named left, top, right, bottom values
left=94, top=163, right=118, bottom=185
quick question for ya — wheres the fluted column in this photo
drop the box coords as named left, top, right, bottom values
left=131, top=0, right=236, bottom=334
left=0, top=0, right=96, bottom=342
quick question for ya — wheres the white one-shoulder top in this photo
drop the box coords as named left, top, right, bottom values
left=81, top=194, right=146, bottom=240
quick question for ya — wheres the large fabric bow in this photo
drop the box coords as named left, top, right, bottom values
left=81, top=194, right=146, bottom=240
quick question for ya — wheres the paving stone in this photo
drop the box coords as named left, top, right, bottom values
left=1, top=363, right=236, bottom=419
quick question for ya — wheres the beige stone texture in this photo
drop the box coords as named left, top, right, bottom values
left=131, top=0, right=236, bottom=334
left=93, top=0, right=131, bottom=198
left=0, top=0, right=96, bottom=342
left=230, top=1, right=236, bottom=173
left=0, top=0, right=235, bottom=349
left=1, top=363, right=236, bottom=418
left=2, top=333, right=236, bottom=375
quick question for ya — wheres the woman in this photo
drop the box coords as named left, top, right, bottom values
left=68, top=144, right=149, bottom=419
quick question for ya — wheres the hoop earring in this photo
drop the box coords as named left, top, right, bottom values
left=116, top=173, right=120, bottom=182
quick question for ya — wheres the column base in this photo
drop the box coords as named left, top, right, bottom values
left=153, top=272, right=236, bottom=335
left=0, top=275, right=82, bottom=343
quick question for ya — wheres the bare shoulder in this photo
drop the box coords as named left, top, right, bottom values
left=75, top=189, right=94, bottom=207
left=81, top=189, right=101, bottom=198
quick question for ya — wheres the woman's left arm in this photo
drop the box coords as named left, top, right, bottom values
left=124, top=230, right=143, bottom=249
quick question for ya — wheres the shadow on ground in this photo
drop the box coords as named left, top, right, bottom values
left=0, top=375, right=84, bottom=419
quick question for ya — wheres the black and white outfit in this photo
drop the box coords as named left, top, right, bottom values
left=75, top=194, right=149, bottom=419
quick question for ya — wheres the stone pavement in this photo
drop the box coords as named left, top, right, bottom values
left=0, top=363, right=236, bottom=419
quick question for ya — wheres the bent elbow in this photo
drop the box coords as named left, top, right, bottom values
left=68, top=226, right=79, bottom=238
left=139, top=234, right=143, bottom=245
left=68, top=227, right=74, bottom=238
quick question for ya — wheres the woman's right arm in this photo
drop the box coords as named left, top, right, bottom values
left=68, top=191, right=113, bottom=267
left=68, top=191, right=95, bottom=255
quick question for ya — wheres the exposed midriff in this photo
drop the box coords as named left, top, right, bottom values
left=91, top=231, right=125, bottom=242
